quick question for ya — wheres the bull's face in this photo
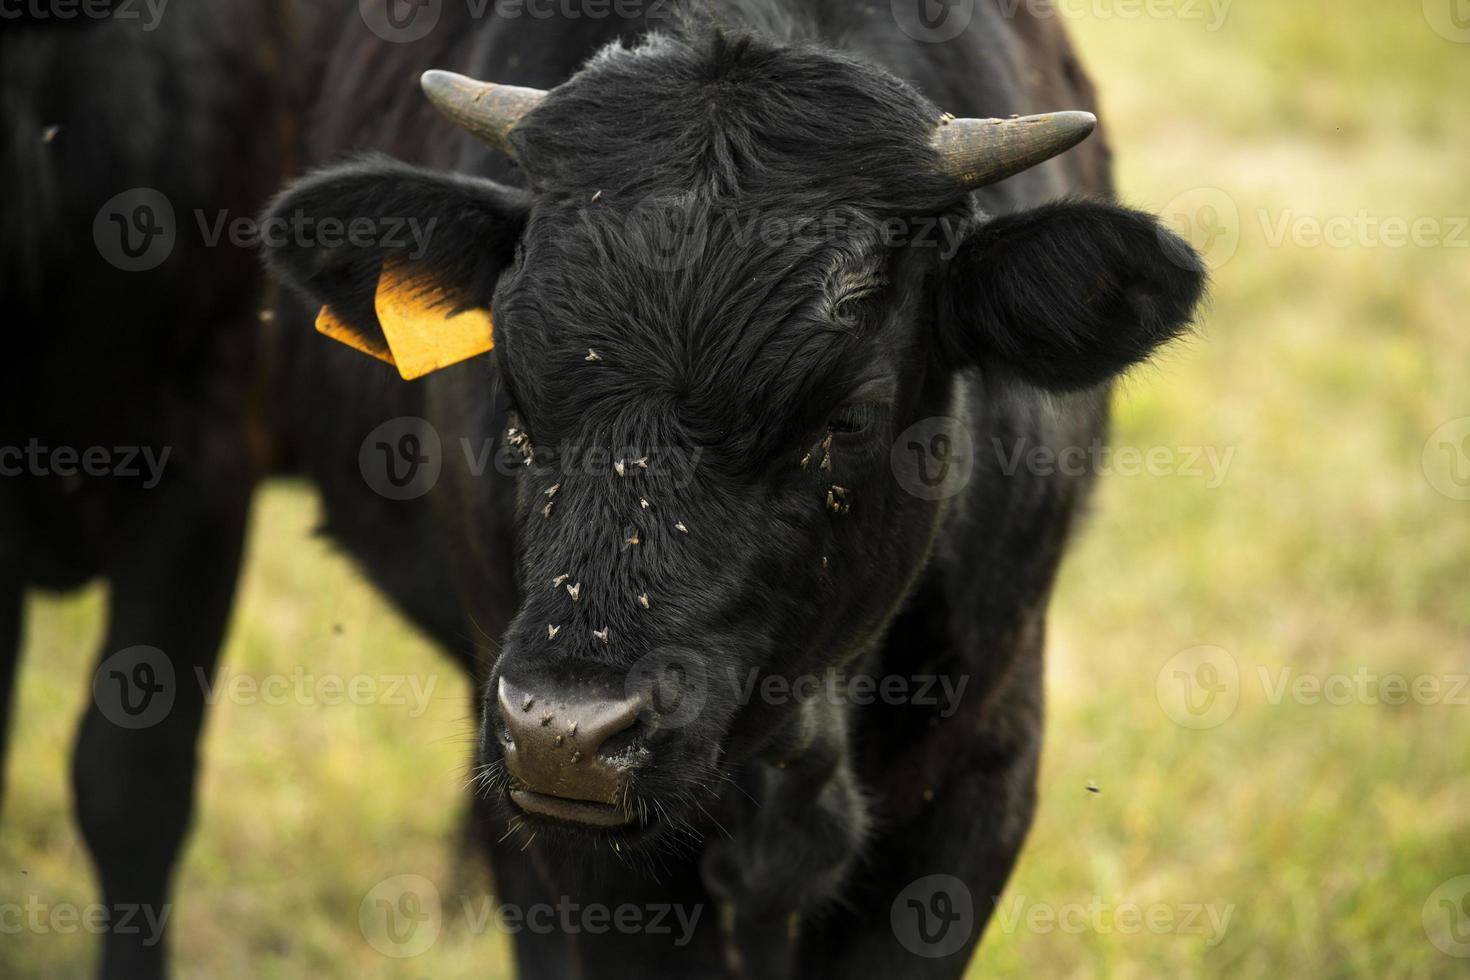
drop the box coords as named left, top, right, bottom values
left=263, top=34, right=1204, bottom=844
left=480, top=197, right=956, bottom=835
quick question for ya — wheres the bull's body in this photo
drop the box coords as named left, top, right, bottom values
left=0, top=6, right=307, bottom=976
left=0, top=5, right=584, bottom=976
left=275, top=3, right=1122, bottom=977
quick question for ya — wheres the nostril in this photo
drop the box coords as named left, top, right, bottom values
left=594, top=717, right=646, bottom=764
left=586, top=692, right=642, bottom=745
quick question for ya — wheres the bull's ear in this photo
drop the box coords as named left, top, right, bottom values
left=260, top=156, right=529, bottom=380
left=938, top=201, right=1206, bottom=391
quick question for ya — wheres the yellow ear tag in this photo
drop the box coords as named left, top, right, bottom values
left=314, top=261, right=494, bottom=381
left=374, top=263, right=495, bottom=380
left=315, top=305, right=395, bottom=365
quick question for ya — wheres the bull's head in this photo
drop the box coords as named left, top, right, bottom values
left=262, top=34, right=1204, bottom=845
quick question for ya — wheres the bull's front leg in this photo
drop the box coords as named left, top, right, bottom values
left=700, top=695, right=869, bottom=980
left=71, top=475, right=251, bottom=980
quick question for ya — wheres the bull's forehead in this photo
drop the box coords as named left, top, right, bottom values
left=494, top=196, right=890, bottom=450
left=506, top=32, right=955, bottom=213
left=485, top=33, right=960, bottom=450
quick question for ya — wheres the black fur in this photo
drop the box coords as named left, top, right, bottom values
left=0, top=4, right=335, bottom=978
left=260, top=3, right=1208, bottom=979
left=940, top=200, right=1206, bottom=390
left=262, top=156, right=529, bottom=344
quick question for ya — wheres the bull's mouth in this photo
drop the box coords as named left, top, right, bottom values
left=509, top=788, right=639, bottom=828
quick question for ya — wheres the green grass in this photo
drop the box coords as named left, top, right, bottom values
left=4, top=2, right=1468, bottom=976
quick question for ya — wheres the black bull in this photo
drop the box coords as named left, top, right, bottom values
left=260, top=1, right=1205, bottom=977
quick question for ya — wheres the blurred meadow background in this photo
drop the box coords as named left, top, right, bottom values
left=3, top=1, right=1467, bottom=976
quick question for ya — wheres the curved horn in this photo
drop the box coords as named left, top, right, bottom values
left=420, top=69, right=548, bottom=157
left=933, top=111, right=1097, bottom=190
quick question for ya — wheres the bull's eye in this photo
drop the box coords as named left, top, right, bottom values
left=828, top=402, right=880, bottom=436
